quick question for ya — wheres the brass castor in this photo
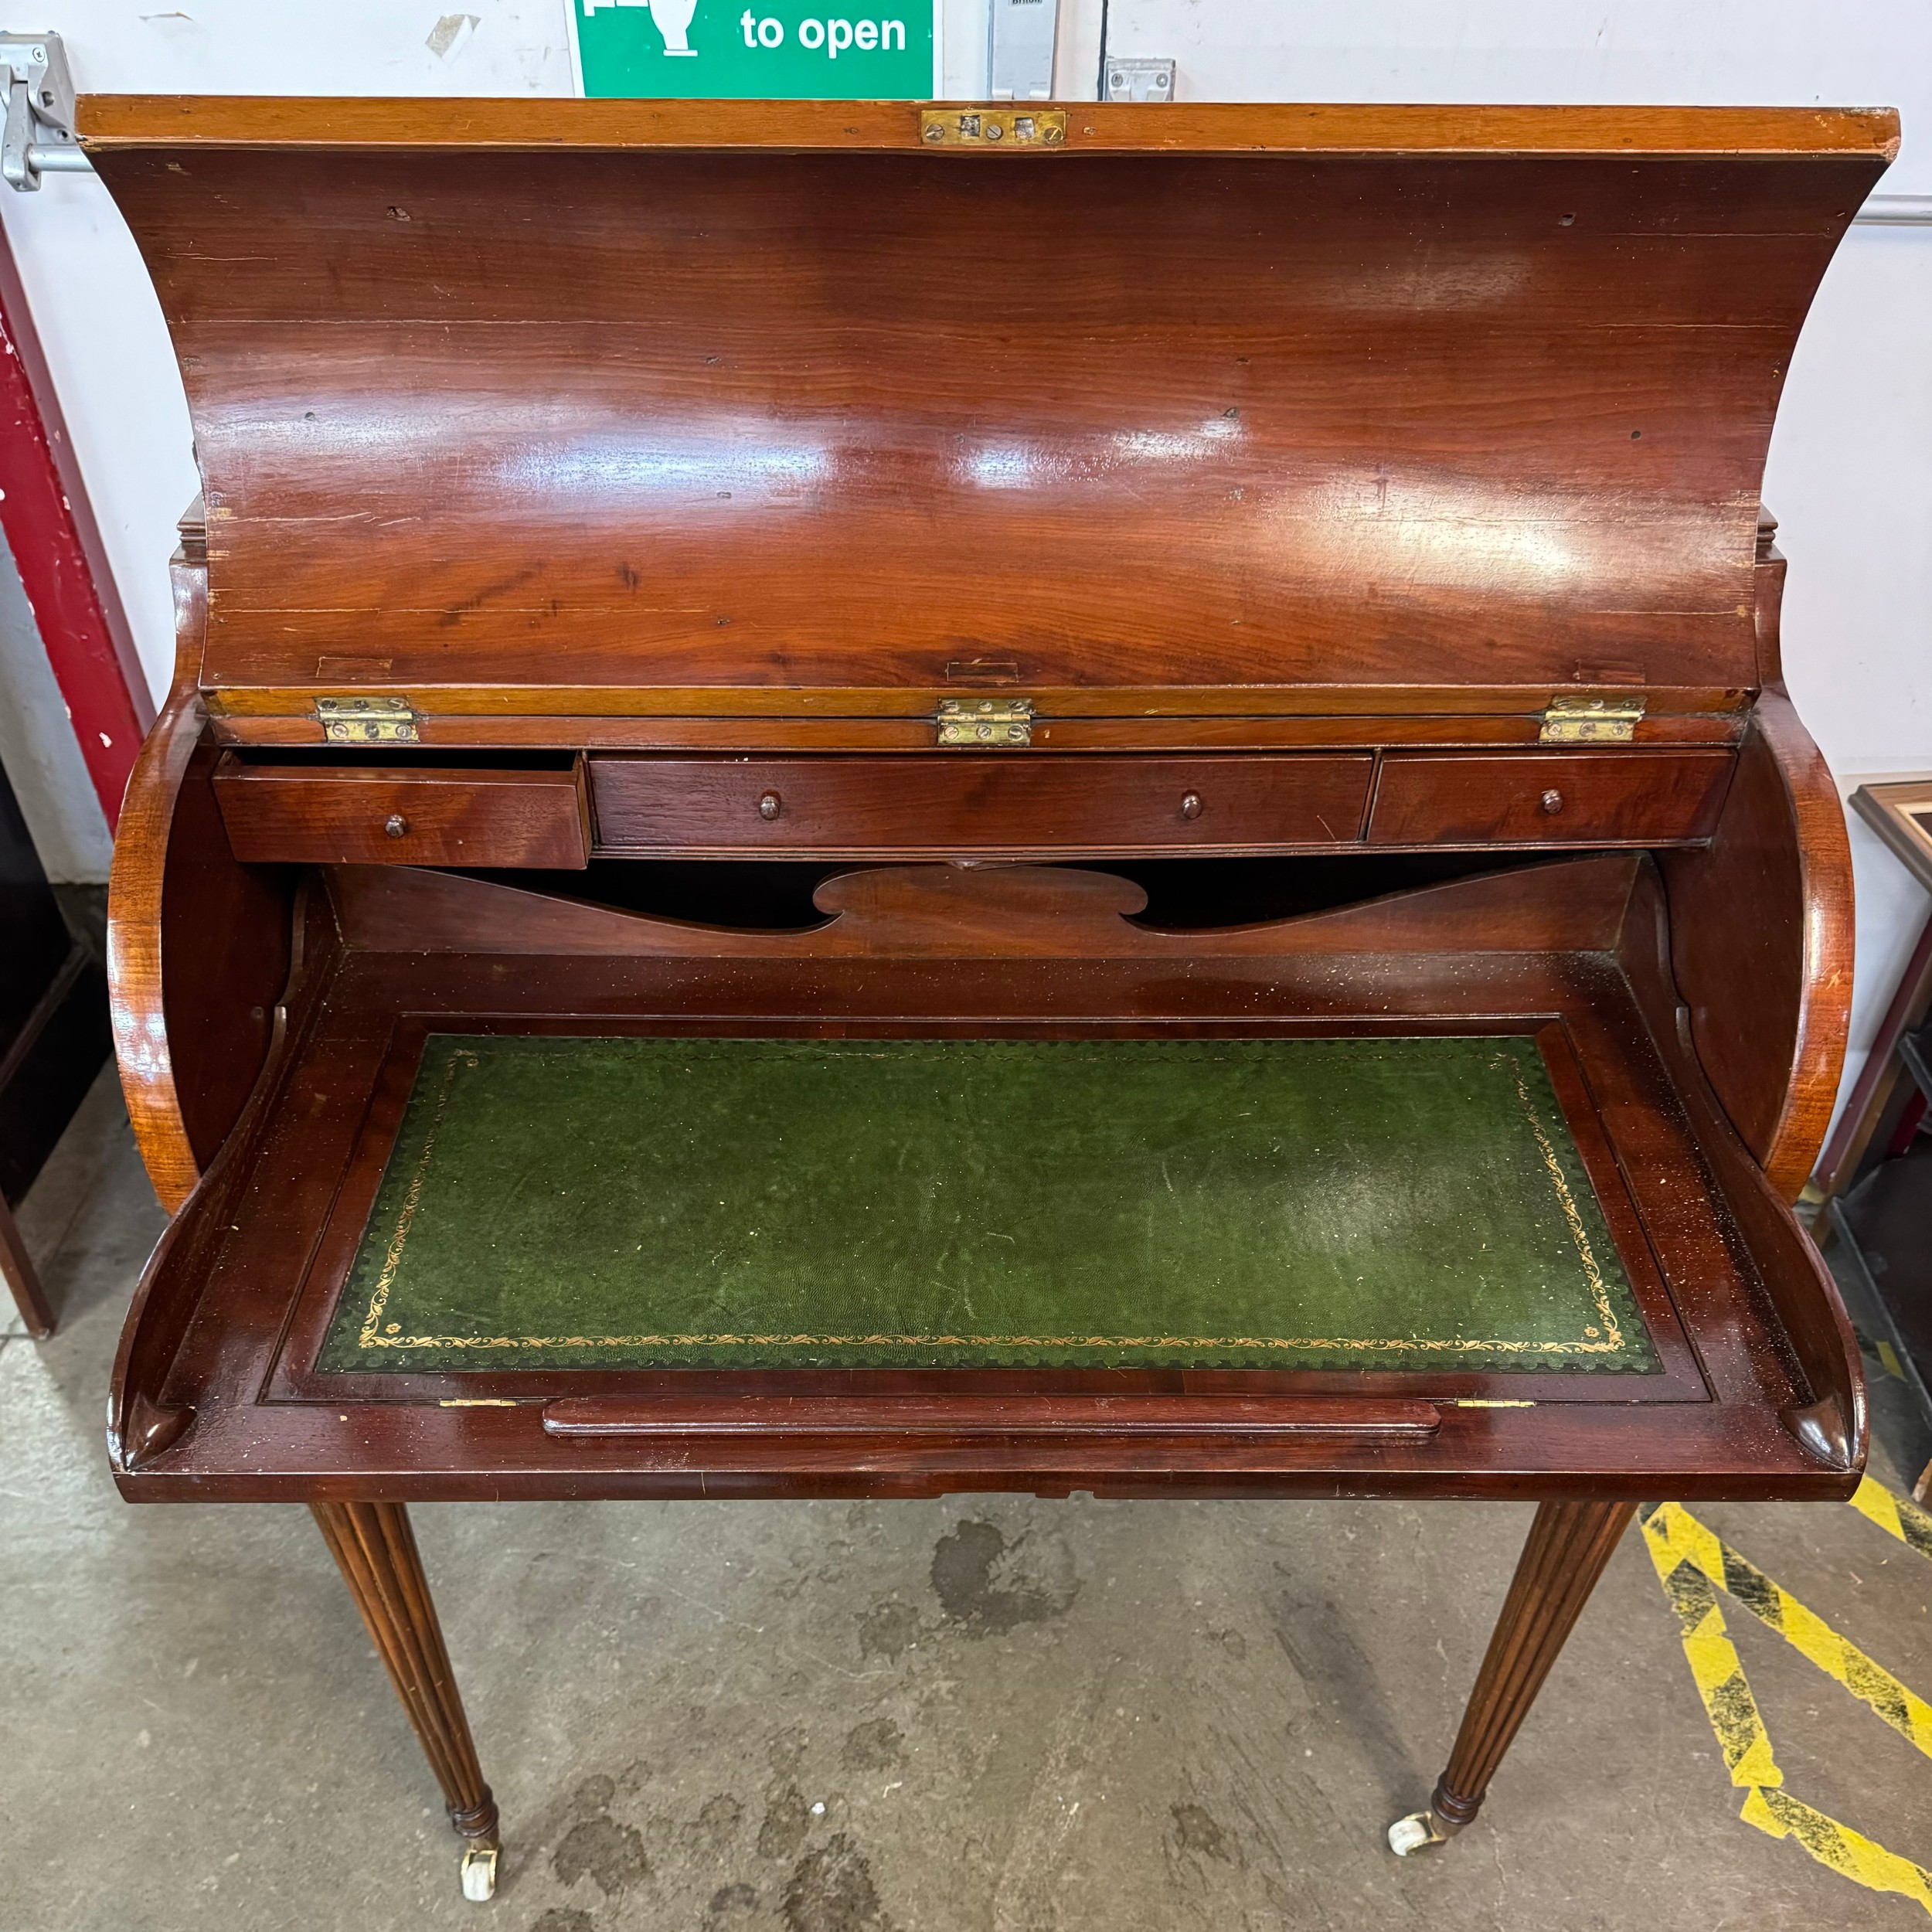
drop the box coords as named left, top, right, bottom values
left=1386, top=1809, right=1456, bottom=1856
left=460, top=1844, right=498, bottom=1901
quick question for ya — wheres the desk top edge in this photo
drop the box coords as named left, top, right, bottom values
left=77, top=96, right=1903, bottom=159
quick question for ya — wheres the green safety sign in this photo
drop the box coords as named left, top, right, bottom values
left=570, top=0, right=937, bottom=100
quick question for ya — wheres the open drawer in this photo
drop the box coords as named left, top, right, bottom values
left=213, top=753, right=592, bottom=868
left=107, top=828, right=1862, bottom=1503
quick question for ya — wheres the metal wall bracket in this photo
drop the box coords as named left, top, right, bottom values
left=1539, top=695, right=1647, bottom=744
left=1104, top=57, right=1175, bottom=102
left=316, top=696, right=420, bottom=744
left=1, top=34, right=87, bottom=190
left=989, top=0, right=1060, bottom=102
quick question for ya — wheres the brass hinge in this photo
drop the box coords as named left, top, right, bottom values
left=315, top=696, right=420, bottom=743
left=935, top=696, right=1034, bottom=747
left=1539, top=695, right=1646, bottom=745
left=920, top=107, right=1066, bottom=148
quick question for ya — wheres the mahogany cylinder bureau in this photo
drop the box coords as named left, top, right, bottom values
left=89, top=95, right=1893, bottom=1899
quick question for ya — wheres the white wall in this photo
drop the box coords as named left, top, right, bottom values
left=2, top=1, right=1926, bottom=1131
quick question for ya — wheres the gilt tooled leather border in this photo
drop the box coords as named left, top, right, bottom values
left=345, top=1040, right=1634, bottom=1362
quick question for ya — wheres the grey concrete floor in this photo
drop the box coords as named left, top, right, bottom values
left=5, top=1068, right=1931, bottom=1932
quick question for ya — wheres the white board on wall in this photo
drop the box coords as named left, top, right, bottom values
left=1104, top=0, right=1932, bottom=192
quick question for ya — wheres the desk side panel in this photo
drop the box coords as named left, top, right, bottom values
left=1620, top=859, right=1862, bottom=1466
left=1658, top=690, right=1855, bottom=1197
left=108, top=554, right=298, bottom=1206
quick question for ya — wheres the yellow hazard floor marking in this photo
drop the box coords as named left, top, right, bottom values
left=1849, top=1474, right=1932, bottom=1562
left=1646, top=1501, right=1932, bottom=1757
left=1641, top=1480, right=1932, bottom=1917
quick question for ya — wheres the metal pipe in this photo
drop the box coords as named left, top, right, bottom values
left=1855, top=195, right=1932, bottom=227
left=25, top=143, right=88, bottom=175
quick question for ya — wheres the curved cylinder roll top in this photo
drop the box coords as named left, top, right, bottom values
left=79, top=97, right=1896, bottom=726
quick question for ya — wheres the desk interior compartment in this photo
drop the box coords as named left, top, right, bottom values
left=97, top=99, right=1879, bottom=1509
left=107, top=837, right=1859, bottom=1501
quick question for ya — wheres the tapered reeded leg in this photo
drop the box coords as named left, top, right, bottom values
left=311, top=1501, right=501, bottom=1900
left=1389, top=1499, right=1636, bottom=1854
left=0, top=1194, right=54, bottom=1338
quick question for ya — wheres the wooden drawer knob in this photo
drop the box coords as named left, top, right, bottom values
left=1539, top=789, right=1563, bottom=816
left=1179, top=792, right=1202, bottom=821
left=757, top=791, right=783, bottom=821
left=383, top=813, right=409, bottom=838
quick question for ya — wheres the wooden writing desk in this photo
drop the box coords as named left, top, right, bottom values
left=87, top=95, right=1895, bottom=1899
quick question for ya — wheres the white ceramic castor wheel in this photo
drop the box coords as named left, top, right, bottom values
left=1387, top=1811, right=1451, bottom=1856
left=460, top=1845, right=499, bottom=1901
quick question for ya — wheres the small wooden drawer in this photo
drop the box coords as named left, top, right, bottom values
left=215, top=757, right=590, bottom=868
left=1367, top=750, right=1734, bottom=847
left=590, top=754, right=1374, bottom=855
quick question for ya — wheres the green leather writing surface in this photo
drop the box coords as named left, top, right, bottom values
left=318, top=1035, right=1657, bottom=1374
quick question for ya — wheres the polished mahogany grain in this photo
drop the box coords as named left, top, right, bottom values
left=83, top=104, right=1893, bottom=732
left=540, top=1394, right=1442, bottom=1437
left=588, top=753, right=1372, bottom=856
left=108, top=549, right=294, bottom=1206
left=1658, top=691, right=1855, bottom=1196
left=1368, top=750, right=1734, bottom=847
left=78, top=97, right=1902, bottom=157
left=215, top=757, right=590, bottom=869
left=205, top=706, right=1751, bottom=753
